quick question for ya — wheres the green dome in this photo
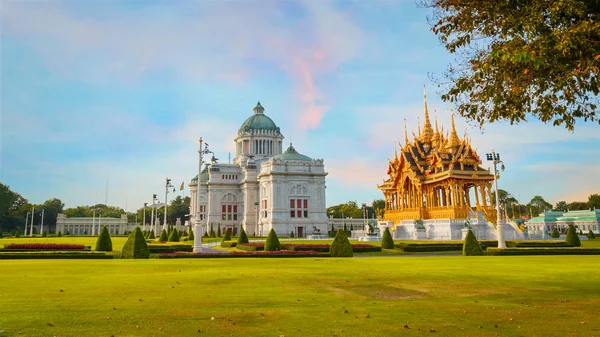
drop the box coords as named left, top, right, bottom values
left=237, top=101, right=281, bottom=135
left=273, top=144, right=312, bottom=161
left=191, top=166, right=209, bottom=183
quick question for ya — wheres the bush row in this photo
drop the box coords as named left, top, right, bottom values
left=485, top=248, right=600, bottom=256
left=0, top=252, right=114, bottom=260
left=237, top=243, right=264, bottom=252
left=3, top=243, right=87, bottom=250
left=513, top=241, right=572, bottom=247
left=220, top=241, right=237, bottom=248
left=159, top=251, right=327, bottom=258
left=146, top=245, right=193, bottom=253
left=401, top=245, right=464, bottom=252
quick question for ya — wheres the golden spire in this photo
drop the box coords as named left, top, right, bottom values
left=432, top=109, right=440, bottom=148
left=394, top=141, right=398, bottom=159
left=421, top=85, right=434, bottom=143
left=446, top=105, right=461, bottom=150
left=417, top=116, right=421, bottom=139
left=404, top=118, right=409, bottom=145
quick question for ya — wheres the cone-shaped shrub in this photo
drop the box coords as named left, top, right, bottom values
left=462, top=229, right=483, bottom=256
left=237, top=226, right=249, bottom=244
left=217, top=224, right=222, bottom=237
left=95, top=225, right=113, bottom=252
left=159, top=229, right=168, bottom=242
left=588, top=230, right=596, bottom=239
left=149, top=230, right=155, bottom=239
left=290, top=231, right=295, bottom=238
left=330, top=229, right=353, bottom=257
left=551, top=228, right=560, bottom=238
left=121, top=227, right=149, bottom=259
left=189, top=227, right=195, bottom=240
left=264, top=229, right=281, bottom=251
left=168, top=228, right=180, bottom=242
left=15, top=230, right=21, bottom=238
left=381, top=227, right=395, bottom=249
left=203, top=231, right=209, bottom=238
left=42, top=232, right=47, bottom=237
left=223, top=230, right=231, bottom=241
left=57, top=231, right=62, bottom=237
left=566, top=226, right=581, bottom=247
left=210, top=224, right=216, bottom=238
left=0, top=231, right=3, bottom=239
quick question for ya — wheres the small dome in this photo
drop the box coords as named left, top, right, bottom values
left=273, top=144, right=312, bottom=161
left=237, top=101, right=281, bottom=135
left=191, top=166, right=209, bottom=183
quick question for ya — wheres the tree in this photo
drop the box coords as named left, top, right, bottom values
left=167, top=196, right=190, bottom=226
left=237, top=226, right=249, bottom=244
left=425, top=0, right=600, bottom=131
left=569, top=201, right=590, bottom=211
left=95, top=226, right=113, bottom=251
left=462, top=229, right=483, bottom=256
left=217, top=223, right=222, bottom=238
left=566, top=225, right=582, bottom=247
left=330, top=229, right=353, bottom=257
left=554, top=201, right=569, bottom=212
left=588, top=193, right=600, bottom=209
left=528, top=196, right=552, bottom=217
left=372, top=199, right=385, bottom=219
left=121, top=227, right=149, bottom=259
left=381, top=227, right=395, bottom=249
left=264, top=229, right=281, bottom=251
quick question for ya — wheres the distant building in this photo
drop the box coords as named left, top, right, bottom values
left=527, top=210, right=600, bottom=233
left=189, top=102, right=328, bottom=238
left=55, top=214, right=132, bottom=235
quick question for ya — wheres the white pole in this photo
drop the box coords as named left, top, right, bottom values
left=143, top=204, right=147, bottom=231
left=164, top=178, right=169, bottom=232
left=194, top=137, right=204, bottom=252
left=151, top=206, right=155, bottom=234
left=30, top=206, right=34, bottom=236
left=492, top=150, right=506, bottom=249
left=40, top=209, right=45, bottom=235
left=99, top=211, right=102, bottom=235
left=92, top=210, right=96, bottom=235
left=24, top=211, right=29, bottom=236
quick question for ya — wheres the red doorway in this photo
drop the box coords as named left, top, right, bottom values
left=297, top=227, right=303, bottom=238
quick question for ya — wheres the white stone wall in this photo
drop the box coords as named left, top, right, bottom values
left=56, top=214, right=132, bottom=235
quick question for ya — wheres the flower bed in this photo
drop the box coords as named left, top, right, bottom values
left=2, top=243, right=87, bottom=251
left=485, top=248, right=600, bottom=256
left=237, top=243, right=264, bottom=251
left=159, top=250, right=327, bottom=259
left=281, top=244, right=330, bottom=252
left=0, top=252, right=113, bottom=259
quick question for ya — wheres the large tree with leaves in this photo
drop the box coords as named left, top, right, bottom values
left=424, top=0, right=600, bottom=130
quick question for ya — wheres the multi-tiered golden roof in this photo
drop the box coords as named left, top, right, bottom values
left=378, top=87, right=497, bottom=223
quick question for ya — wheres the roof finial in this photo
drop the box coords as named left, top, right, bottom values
left=446, top=104, right=460, bottom=150
left=253, top=101, right=265, bottom=114
left=394, top=141, right=398, bottom=159
left=421, top=85, right=434, bottom=143
left=404, top=118, right=409, bottom=144
left=417, top=116, right=421, bottom=138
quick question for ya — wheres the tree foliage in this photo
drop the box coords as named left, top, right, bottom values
left=381, top=227, right=395, bottom=249
left=264, top=229, right=281, bottom=251
left=330, top=229, right=353, bottom=257
left=425, top=0, right=600, bottom=130
left=554, top=201, right=569, bottom=212
left=462, top=229, right=483, bottom=256
left=121, top=227, right=149, bottom=259
left=566, top=225, right=582, bottom=247
left=95, top=225, right=113, bottom=252
left=589, top=193, right=600, bottom=209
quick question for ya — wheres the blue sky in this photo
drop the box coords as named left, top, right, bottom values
left=1, top=0, right=599, bottom=211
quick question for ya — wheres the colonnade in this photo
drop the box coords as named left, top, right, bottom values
left=236, top=139, right=283, bottom=156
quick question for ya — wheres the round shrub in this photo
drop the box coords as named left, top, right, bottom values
left=566, top=226, right=581, bottom=247
left=264, top=229, right=281, bottom=251
left=95, top=225, right=113, bottom=252
left=462, top=229, right=483, bottom=256
left=330, top=229, right=353, bottom=257
left=121, top=227, right=149, bottom=259
left=168, top=228, right=180, bottom=242
left=588, top=230, right=596, bottom=239
left=237, top=226, right=249, bottom=244
left=159, top=229, right=169, bottom=242
left=551, top=229, right=560, bottom=238
left=381, top=227, right=395, bottom=249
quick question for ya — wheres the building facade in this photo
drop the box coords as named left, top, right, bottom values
left=527, top=210, right=600, bottom=234
left=189, top=102, right=328, bottom=237
left=55, top=214, right=132, bottom=235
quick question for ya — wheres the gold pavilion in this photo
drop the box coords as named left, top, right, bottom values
left=378, top=90, right=497, bottom=224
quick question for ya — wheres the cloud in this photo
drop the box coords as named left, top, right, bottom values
left=1, top=1, right=366, bottom=130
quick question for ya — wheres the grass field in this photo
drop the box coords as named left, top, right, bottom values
left=1, top=256, right=600, bottom=336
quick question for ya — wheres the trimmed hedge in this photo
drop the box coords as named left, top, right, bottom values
left=237, top=243, right=264, bottom=252
left=566, top=226, right=582, bottom=247
left=486, top=248, right=600, bottom=256
left=159, top=251, right=328, bottom=258
left=264, top=229, right=281, bottom=251
left=146, top=245, right=193, bottom=253
left=0, top=252, right=113, bottom=259
left=551, top=229, right=560, bottom=238
left=220, top=241, right=237, bottom=248
left=402, top=245, right=463, bottom=252
left=121, top=227, right=149, bottom=259
left=281, top=244, right=330, bottom=252
left=159, top=229, right=169, bottom=242
left=513, top=241, right=572, bottom=247
left=3, top=243, right=86, bottom=250
left=381, top=227, right=395, bottom=249
left=95, top=226, right=113, bottom=252
left=463, top=229, right=483, bottom=256
left=223, top=230, right=231, bottom=241
left=168, top=229, right=180, bottom=242
left=330, top=229, right=353, bottom=257
left=237, top=227, right=249, bottom=244
left=588, top=230, right=596, bottom=239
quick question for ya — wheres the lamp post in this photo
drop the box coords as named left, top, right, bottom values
left=194, top=138, right=214, bottom=253
left=152, top=194, right=159, bottom=234
left=164, top=177, right=174, bottom=232
left=40, top=209, right=45, bottom=236
left=142, top=202, right=147, bottom=231
left=254, top=201, right=260, bottom=237
left=24, top=211, right=30, bottom=236
left=362, top=203, right=367, bottom=232
left=30, top=206, right=34, bottom=236
left=486, top=150, right=506, bottom=249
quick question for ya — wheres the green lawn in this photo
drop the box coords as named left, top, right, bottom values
left=1, top=256, right=599, bottom=336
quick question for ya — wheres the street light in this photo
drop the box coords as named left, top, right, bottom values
left=40, top=209, right=45, bottom=236
left=362, top=203, right=367, bottom=232
left=486, top=150, right=506, bottom=248
left=194, top=138, right=214, bottom=253
left=152, top=194, right=159, bottom=234
left=254, top=201, right=260, bottom=237
left=164, top=177, right=174, bottom=232
left=142, top=202, right=147, bottom=231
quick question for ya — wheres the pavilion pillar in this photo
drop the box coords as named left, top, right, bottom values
left=465, top=185, right=471, bottom=207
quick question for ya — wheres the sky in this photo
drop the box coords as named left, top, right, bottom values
left=1, top=0, right=599, bottom=212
